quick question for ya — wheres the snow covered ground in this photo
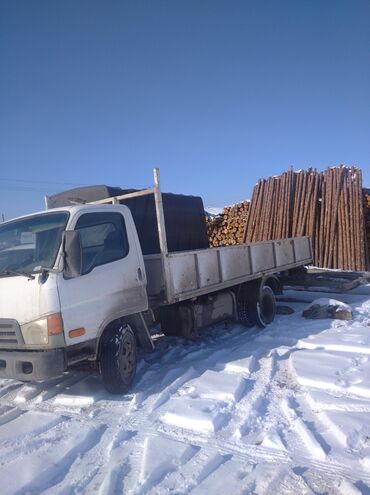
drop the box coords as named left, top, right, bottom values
left=1, top=285, right=370, bottom=494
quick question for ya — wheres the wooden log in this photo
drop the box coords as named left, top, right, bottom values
left=314, top=172, right=322, bottom=266
left=356, top=167, right=366, bottom=270
left=350, top=168, right=358, bottom=269
left=243, top=181, right=259, bottom=243
left=323, top=168, right=333, bottom=267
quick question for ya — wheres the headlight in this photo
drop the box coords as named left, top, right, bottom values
left=21, top=313, right=64, bottom=345
left=21, top=318, right=48, bottom=345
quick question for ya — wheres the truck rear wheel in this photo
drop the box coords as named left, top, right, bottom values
left=237, top=282, right=276, bottom=328
left=237, top=300, right=254, bottom=327
left=253, top=285, right=276, bottom=327
left=237, top=283, right=256, bottom=327
left=99, top=324, right=137, bottom=394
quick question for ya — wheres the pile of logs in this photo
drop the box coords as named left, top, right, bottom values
left=206, top=166, right=369, bottom=271
left=364, top=189, right=370, bottom=268
left=243, top=166, right=368, bottom=271
left=207, top=201, right=250, bottom=247
left=243, top=168, right=320, bottom=245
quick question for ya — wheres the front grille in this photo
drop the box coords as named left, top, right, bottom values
left=0, top=320, right=22, bottom=347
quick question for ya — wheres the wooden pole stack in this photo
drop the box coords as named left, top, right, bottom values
left=207, top=200, right=250, bottom=247
left=314, top=167, right=367, bottom=271
left=364, top=188, right=370, bottom=269
left=243, top=168, right=320, bottom=244
left=241, top=166, right=368, bottom=271
left=205, top=166, right=368, bottom=271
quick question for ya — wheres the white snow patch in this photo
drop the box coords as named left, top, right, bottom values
left=338, top=479, right=362, bottom=495
left=223, top=355, right=256, bottom=374
left=180, top=369, right=247, bottom=402
left=53, top=394, right=95, bottom=407
left=260, top=429, right=286, bottom=451
left=281, top=398, right=327, bottom=460
left=0, top=410, right=62, bottom=442
left=161, top=397, right=228, bottom=433
left=139, top=435, right=197, bottom=487
left=290, top=350, right=370, bottom=399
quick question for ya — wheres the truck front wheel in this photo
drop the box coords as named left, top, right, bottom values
left=99, top=323, right=137, bottom=394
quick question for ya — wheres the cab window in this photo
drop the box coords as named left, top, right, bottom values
left=75, top=212, right=128, bottom=274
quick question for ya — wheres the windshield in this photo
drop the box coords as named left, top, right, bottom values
left=0, top=212, right=69, bottom=274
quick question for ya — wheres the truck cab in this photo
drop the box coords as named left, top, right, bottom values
left=0, top=204, right=148, bottom=388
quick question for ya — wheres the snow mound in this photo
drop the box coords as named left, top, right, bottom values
left=302, top=298, right=353, bottom=320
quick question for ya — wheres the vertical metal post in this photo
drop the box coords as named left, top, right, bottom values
left=153, top=168, right=168, bottom=256
left=44, top=196, right=50, bottom=210
left=153, top=167, right=172, bottom=302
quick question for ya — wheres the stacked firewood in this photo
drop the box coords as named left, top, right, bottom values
left=207, top=201, right=250, bottom=247
left=364, top=189, right=370, bottom=268
left=243, top=166, right=368, bottom=271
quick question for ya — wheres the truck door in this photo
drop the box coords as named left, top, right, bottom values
left=57, top=208, right=148, bottom=346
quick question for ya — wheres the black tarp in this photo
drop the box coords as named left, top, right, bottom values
left=46, top=185, right=209, bottom=254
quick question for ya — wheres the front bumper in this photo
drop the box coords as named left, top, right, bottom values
left=0, top=348, right=66, bottom=381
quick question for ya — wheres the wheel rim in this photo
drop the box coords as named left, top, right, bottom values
left=121, top=338, right=135, bottom=377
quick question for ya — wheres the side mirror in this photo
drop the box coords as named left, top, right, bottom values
left=63, top=231, right=82, bottom=278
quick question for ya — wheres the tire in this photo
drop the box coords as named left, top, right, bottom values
left=99, top=324, right=137, bottom=394
left=237, top=283, right=257, bottom=327
left=253, top=285, right=276, bottom=328
left=237, top=299, right=255, bottom=327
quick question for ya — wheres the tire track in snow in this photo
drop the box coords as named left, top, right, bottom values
left=231, top=355, right=276, bottom=439
left=13, top=424, right=107, bottom=495
left=125, top=338, right=370, bottom=490
left=1, top=298, right=370, bottom=493
left=0, top=382, right=23, bottom=399
left=91, top=322, right=365, bottom=488
left=45, top=413, right=139, bottom=494
left=0, top=415, right=67, bottom=468
left=0, top=373, right=90, bottom=413
left=80, top=429, right=137, bottom=495
left=100, top=416, right=370, bottom=492
left=154, top=425, right=370, bottom=487
left=0, top=405, right=23, bottom=426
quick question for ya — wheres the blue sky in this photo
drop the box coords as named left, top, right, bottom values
left=1, top=0, right=369, bottom=220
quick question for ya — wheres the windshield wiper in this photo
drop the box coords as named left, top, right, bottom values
left=0, top=270, right=35, bottom=280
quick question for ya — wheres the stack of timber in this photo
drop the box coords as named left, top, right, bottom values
left=364, top=189, right=370, bottom=268
left=207, top=200, right=250, bottom=247
left=243, top=166, right=369, bottom=271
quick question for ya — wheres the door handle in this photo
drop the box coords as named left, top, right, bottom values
left=137, top=267, right=143, bottom=281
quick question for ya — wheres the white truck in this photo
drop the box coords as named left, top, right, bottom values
left=0, top=169, right=312, bottom=393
